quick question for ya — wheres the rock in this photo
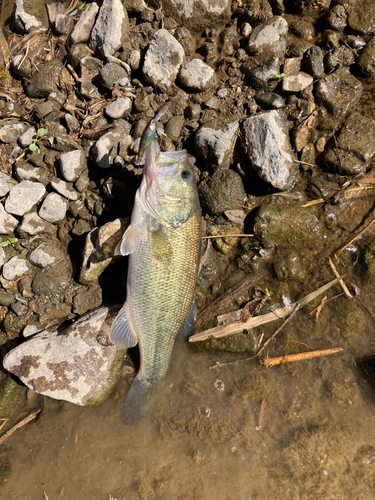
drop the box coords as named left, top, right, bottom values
left=59, top=150, right=87, bottom=182
left=70, top=2, right=99, bottom=44
left=198, top=170, right=246, bottom=216
left=0, top=123, right=27, bottom=144
left=325, top=46, right=355, bottom=71
left=68, top=43, right=92, bottom=68
left=26, top=59, right=64, bottom=98
left=73, top=284, right=102, bottom=315
left=15, top=163, right=47, bottom=183
left=0, top=172, right=15, bottom=197
left=38, top=193, right=67, bottom=223
left=160, top=0, right=231, bottom=31
left=99, top=62, right=128, bottom=88
left=242, top=111, right=299, bottom=191
left=303, top=46, right=325, bottom=78
left=358, top=39, right=375, bottom=76
left=28, top=239, right=65, bottom=268
left=164, top=116, right=185, bottom=142
left=0, top=204, right=18, bottom=234
left=79, top=56, right=103, bottom=99
left=90, top=128, right=125, bottom=169
left=247, top=16, right=288, bottom=59
left=319, top=112, right=375, bottom=176
left=19, top=213, right=55, bottom=236
left=281, top=72, right=313, bottom=92
left=79, top=218, right=128, bottom=284
left=50, top=178, right=78, bottom=201
left=345, top=0, right=375, bottom=35
left=179, top=59, right=215, bottom=92
left=3, top=306, right=129, bottom=406
left=14, top=0, right=47, bottom=34
left=194, top=122, right=239, bottom=169
left=129, top=50, right=141, bottom=70
left=54, top=14, right=75, bottom=36
left=91, top=0, right=128, bottom=57
left=105, top=98, right=132, bottom=119
left=18, top=127, right=36, bottom=148
left=23, top=324, right=42, bottom=338
left=241, top=56, right=280, bottom=91
left=75, top=172, right=90, bottom=193
left=31, top=259, right=72, bottom=296
left=315, top=67, right=363, bottom=120
left=5, top=180, right=46, bottom=216
left=143, top=29, right=184, bottom=92
left=254, top=92, right=285, bottom=109
left=2, top=257, right=29, bottom=281
left=322, top=5, right=347, bottom=31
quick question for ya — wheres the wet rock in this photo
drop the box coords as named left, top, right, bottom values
left=59, top=150, right=87, bottom=182
left=5, top=181, right=46, bottom=216
left=28, top=239, right=65, bottom=269
left=79, top=218, right=128, bottom=284
left=198, top=170, right=246, bottom=216
left=19, top=212, right=54, bottom=236
left=254, top=92, right=285, bottom=109
left=14, top=0, right=47, bottom=34
left=0, top=172, right=15, bottom=197
left=242, top=111, right=298, bottom=191
left=247, top=16, right=288, bottom=59
left=0, top=123, right=27, bottom=144
left=194, top=122, right=239, bottom=170
left=70, top=2, right=99, bottom=44
left=0, top=204, right=18, bottom=235
left=26, top=59, right=64, bottom=98
left=281, top=72, right=313, bottom=92
left=345, top=0, right=375, bottom=35
left=54, top=14, right=75, bottom=36
left=241, top=56, right=280, bottom=91
left=303, top=46, right=325, bottom=78
left=314, top=67, right=362, bottom=120
left=91, top=128, right=125, bottom=169
left=160, top=0, right=231, bottom=31
left=91, top=0, right=128, bottom=57
left=73, top=284, right=102, bottom=315
left=2, top=256, right=29, bottom=281
left=50, top=178, right=78, bottom=201
left=358, top=39, right=375, bottom=76
left=325, top=46, right=355, bottom=71
left=143, top=29, right=184, bottom=92
left=31, top=259, right=72, bottom=296
left=322, top=5, right=347, bottom=31
left=99, top=62, right=128, bottom=89
left=3, top=306, right=128, bottom=406
left=179, top=59, right=215, bottom=92
left=283, top=57, right=301, bottom=75
left=105, top=98, right=132, bottom=119
left=39, top=193, right=67, bottom=223
left=319, top=112, right=375, bottom=175
left=18, top=127, right=36, bottom=148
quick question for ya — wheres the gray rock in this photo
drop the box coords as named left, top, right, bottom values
left=198, top=170, right=246, bottom=216
left=26, top=59, right=64, bottom=98
left=19, top=213, right=55, bottom=236
left=254, top=92, right=285, bottom=109
left=129, top=49, right=141, bottom=70
left=23, top=324, right=43, bottom=338
left=14, top=0, right=45, bottom=34
left=99, top=62, right=128, bottom=88
left=179, top=59, right=215, bottom=91
left=2, top=256, right=29, bottom=281
left=0, top=204, right=18, bottom=234
left=3, top=306, right=130, bottom=406
left=38, top=193, right=67, bottom=223
left=59, top=149, right=86, bottom=182
left=65, top=113, right=80, bottom=134
left=79, top=56, right=103, bottom=99
left=241, top=56, right=280, bottom=91
left=54, top=14, right=75, bottom=36
left=0, top=123, right=27, bottom=144
left=242, top=111, right=299, bottom=191
left=70, top=2, right=99, bottom=44
left=80, top=218, right=128, bottom=284
left=358, top=39, right=375, bottom=76
left=91, top=0, right=128, bottom=57
left=0, top=247, right=5, bottom=269
left=247, top=16, right=288, bottom=58
left=5, top=180, right=46, bottom=216
left=143, top=29, right=184, bottom=92
left=18, top=127, right=36, bottom=148
left=164, top=116, right=185, bottom=142
left=50, top=178, right=78, bottom=201
left=325, top=46, right=355, bottom=71
left=303, top=46, right=325, bottom=78
left=91, top=129, right=124, bottom=168
left=105, top=98, right=132, bottom=119
left=73, top=284, right=102, bottom=315
left=194, top=122, right=239, bottom=169
left=0, top=172, right=15, bottom=197
left=28, top=240, right=65, bottom=268
left=15, top=163, right=47, bottom=183
left=75, top=172, right=90, bottom=193
left=281, top=72, right=313, bottom=92
left=160, top=0, right=231, bottom=31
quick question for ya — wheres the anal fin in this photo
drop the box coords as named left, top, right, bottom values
left=109, top=306, right=138, bottom=348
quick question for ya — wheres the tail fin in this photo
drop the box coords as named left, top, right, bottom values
left=121, top=375, right=152, bottom=426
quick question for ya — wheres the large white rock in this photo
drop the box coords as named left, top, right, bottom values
left=179, top=59, right=215, bottom=92
left=70, top=2, right=99, bottom=44
left=194, top=122, right=239, bottom=169
left=91, top=0, right=128, bottom=57
left=4, top=180, right=46, bottom=216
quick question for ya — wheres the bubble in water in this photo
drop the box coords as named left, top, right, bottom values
left=214, top=379, right=224, bottom=391
left=198, top=406, right=211, bottom=418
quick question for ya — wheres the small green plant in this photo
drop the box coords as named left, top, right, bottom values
left=81, top=192, right=87, bottom=201
left=0, top=238, right=18, bottom=248
left=29, top=128, right=45, bottom=152
left=273, top=73, right=288, bottom=80
left=77, top=1, right=87, bottom=10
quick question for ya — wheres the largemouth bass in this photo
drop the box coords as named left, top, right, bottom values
left=110, top=122, right=201, bottom=425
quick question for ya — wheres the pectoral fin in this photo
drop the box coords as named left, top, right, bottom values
left=109, top=306, right=138, bottom=348
left=149, top=227, right=173, bottom=264
left=118, top=224, right=136, bottom=256
left=179, top=299, right=196, bottom=339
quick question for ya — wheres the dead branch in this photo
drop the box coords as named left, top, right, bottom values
left=0, top=409, right=41, bottom=445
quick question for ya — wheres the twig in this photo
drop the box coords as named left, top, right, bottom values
left=202, top=234, right=254, bottom=239
left=335, top=216, right=375, bottom=258
left=17, top=40, right=30, bottom=69
left=308, top=292, right=344, bottom=317
left=301, top=198, right=325, bottom=207
left=0, top=409, right=41, bottom=445
left=328, top=257, right=353, bottom=298
left=0, top=418, right=8, bottom=431
left=262, top=347, right=343, bottom=367
left=255, top=399, right=266, bottom=431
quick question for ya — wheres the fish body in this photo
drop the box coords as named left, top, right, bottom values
left=110, top=131, right=201, bottom=425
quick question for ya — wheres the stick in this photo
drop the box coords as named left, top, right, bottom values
left=335, top=217, right=375, bottom=258
left=0, top=409, right=41, bottom=445
left=202, top=234, right=254, bottom=239
left=255, top=400, right=266, bottom=431
left=328, top=257, right=353, bottom=298
left=301, top=198, right=325, bottom=207
left=262, top=347, right=343, bottom=367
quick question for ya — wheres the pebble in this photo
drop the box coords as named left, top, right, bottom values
left=50, top=178, right=79, bottom=201
left=26, top=59, right=64, bottom=98
left=105, top=98, right=132, bottom=119
left=14, top=0, right=44, bottom=33
left=54, top=14, right=74, bottom=36
left=18, top=127, right=36, bottom=147
left=39, top=193, right=67, bottom=223
left=194, top=122, right=239, bottom=169
left=2, top=256, right=29, bottom=281
left=254, top=92, right=285, bottom=109
left=198, top=169, right=246, bottom=216
left=358, top=39, right=375, bottom=76
left=160, top=0, right=231, bottom=31
left=0, top=172, right=15, bottom=197
left=129, top=50, right=141, bottom=71
left=15, top=164, right=46, bottom=183
left=91, top=0, right=128, bottom=57
left=91, top=128, right=125, bottom=168
left=179, top=59, right=215, bottom=92
left=143, top=29, right=184, bottom=91
left=19, top=212, right=55, bottom=236
left=0, top=204, right=18, bottom=234
left=70, top=3, right=99, bottom=44
left=247, top=16, right=288, bottom=58
left=99, top=62, right=128, bottom=88
left=5, top=180, right=46, bottom=216
left=59, top=149, right=87, bottom=182
left=281, top=72, right=313, bottom=92
left=241, top=56, right=280, bottom=91
left=303, top=46, right=325, bottom=78
left=0, top=123, right=27, bottom=143
left=241, top=23, right=252, bottom=37
left=28, top=241, right=63, bottom=268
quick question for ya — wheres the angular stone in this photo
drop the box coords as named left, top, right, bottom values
left=105, top=97, right=132, bottom=119
left=303, top=46, right=324, bottom=79
left=90, top=129, right=124, bottom=168
left=179, top=59, right=215, bottom=91
left=3, top=306, right=130, bottom=406
left=18, top=127, right=36, bottom=148
left=28, top=240, right=65, bottom=268
left=143, top=29, right=184, bottom=92
left=358, top=39, right=375, bottom=76
left=281, top=72, right=313, bottom=92
left=0, top=204, right=18, bottom=235
left=54, top=14, right=75, bottom=36
left=194, top=122, right=239, bottom=169
left=2, top=256, right=29, bottom=281
left=70, top=2, right=99, bottom=44
left=14, top=0, right=46, bottom=34
left=15, top=163, right=47, bottom=183
left=50, top=178, right=78, bottom=201
left=247, top=16, right=288, bottom=58
left=59, top=149, right=87, bottom=182
left=19, top=212, right=55, bottom=236
left=242, top=110, right=299, bottom=191
left=38, top=193, right=67, bottom=223
left=5, top=180, right=46, bottom=216
left=0, top=123, right=27, bottom=143
left=91, top=0, right=128, bottom=57
left=0, top=172, right=15, bottom=197
left=160, top=0, right=231, bottom=31
left=346, top=0, right=375, bottom=35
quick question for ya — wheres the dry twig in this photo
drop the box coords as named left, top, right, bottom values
left=262, top=347, right=343, bottom=367
left=334, top=217, right=375, bottom=258
left=328, top=257, right=353, bottom=298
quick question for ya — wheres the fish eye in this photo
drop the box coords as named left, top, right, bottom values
left=181, top=170, right=191, bottom=180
